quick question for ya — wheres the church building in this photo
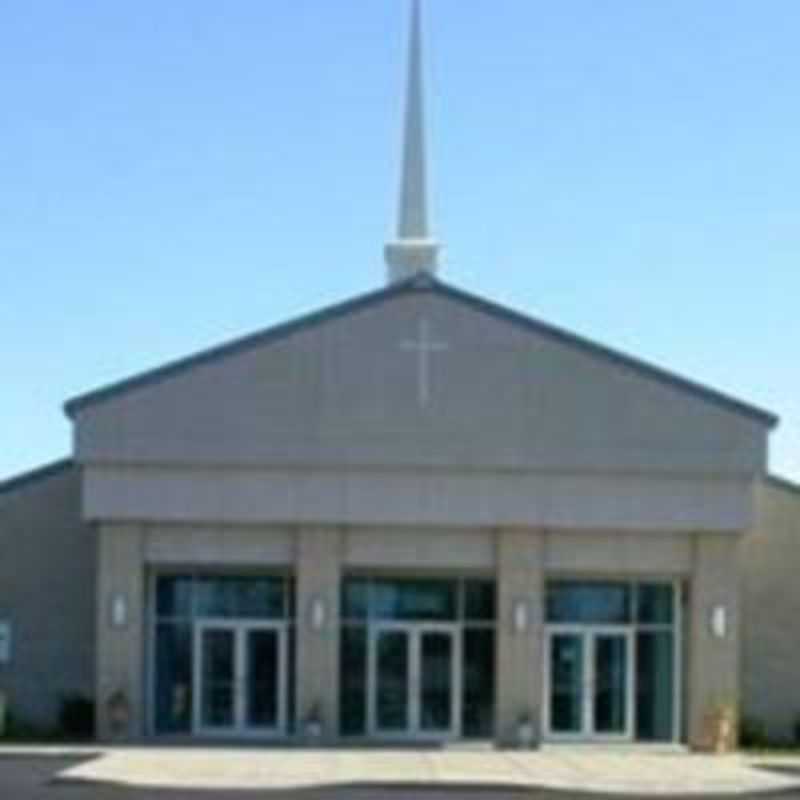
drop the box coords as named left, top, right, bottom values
left=2, top=1, right=800, bottom=750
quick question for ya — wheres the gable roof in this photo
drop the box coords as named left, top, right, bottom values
left=767, top=474, right=800, bottom=496
left=64, top=275, right=779, bottom=428
left=0, top=458, right=74, bottom=495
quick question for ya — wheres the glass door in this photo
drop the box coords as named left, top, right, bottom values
left=547, top=631, right=586, bottom=737
left=369, top=624, right=460, bottom=739
left=193, top=621, right=286, bottom=738
left=244, top=624, right=286, bottom=735
left=418, top=626, right=460, bottom=738
left=373, top=627, right=411, bottom=735
left=545, top=628, right=632, bottom=741
left=194, top=623, right=238, bottom=735
left=591, top=630, right=632, bottom=738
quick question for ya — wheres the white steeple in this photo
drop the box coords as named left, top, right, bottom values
left=385, top=0, right=440, bottom=284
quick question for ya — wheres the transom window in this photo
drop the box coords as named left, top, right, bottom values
left=546, top=581, right=674, bottom=626
left=341, top=577, right=495, bottom=622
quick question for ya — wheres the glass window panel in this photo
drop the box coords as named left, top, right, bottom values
left=199, top=628, right=236, bottom=729
left=372, top=579, right=456, bottom=621
left=239, top=579, right=285, bottom=618
left=154, top=623, right=193, bottom=734
left=420, top=632, right=454, bottom=732
left=550, top=634, right=584, bottom=734
left=194, top=577, right=285, bottom=619
left=247, top=629, right=279, bottom=728
left=593, top=634, right=628, bottom=735
left=376, top=630, right=409, bottom=731
left=341, top=579, right=370, bottom=621
left=464, top=580, right=496, bottom=621
left=636, top=631, right=675, bottom=742
left=637, top=583, right=674, bottom=625
left=195, top=578, right=241, bottom=618
left=339, top=626, right=368, bottom=736
left=156, top=576, right=194, bottom=618
left=546, top=582, right=631, bottom=624
left=462, top=629, right=495, bottom=738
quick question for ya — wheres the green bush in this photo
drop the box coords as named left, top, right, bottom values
left=58, top=694, right=95, bottom=740
left=2, top=712, right=53, bottom=742
left=740, top=716, right=771, bottom=749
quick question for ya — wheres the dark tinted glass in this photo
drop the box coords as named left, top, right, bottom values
left=156, top=576, right=193, bottom=618
left=339, top=626, right=368, bottom=736
left=464, top=580, right=496, bottom=621
left=194, top=577, right=285, bottom=619
left=372, top=579, right=456, bottom=621
left=154, top=622, right=193, bottom=733
left=547, top=582, right=631, bottom=624
left=376, top=630, right=409, bottom=729
left=462, top=629, right=495, bottom=738
left=636, top=584, right=674, bottom=625
left=341, top=579, right=370, bottom=620
left=636, top=631, right=674, bottom=741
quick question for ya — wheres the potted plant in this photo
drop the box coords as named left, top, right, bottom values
left=304, top=703, right=323, bottom=742
left=107, top=690, right=130, bottom=739
left=517, top=711, right=535, bottom=749
left=701, top=696, right=738, bottom=754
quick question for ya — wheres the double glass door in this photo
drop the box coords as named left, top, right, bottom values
left=368, top=624, right=461, bottom=739
left=545, top=627, right=633, bottom=741
left=193, top=621, right=287, bottom=737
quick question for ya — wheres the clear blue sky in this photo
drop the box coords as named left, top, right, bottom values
left=2, top=0, right=799, bottom=482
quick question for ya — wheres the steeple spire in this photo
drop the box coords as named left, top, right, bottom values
left=385, top=0, right=440, bottom=284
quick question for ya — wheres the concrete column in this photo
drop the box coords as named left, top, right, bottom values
left=95, top=524, right=146, bottom=741
left=688, top=532, right=742, bottom=751
left=495, top=528, right=544, bottom=747
left=295, top=527, right=342, bottom=742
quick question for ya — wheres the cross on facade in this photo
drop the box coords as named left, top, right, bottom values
left=400, top=318, right=448, bottom=408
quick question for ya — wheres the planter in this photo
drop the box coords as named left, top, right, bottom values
left=107, top=691, right=130, bottom=739
left=305, top=720, right=323, bottom=742
left=701, top=706, right=738, bottom=754
left=517, top=721, right=535, bottom=749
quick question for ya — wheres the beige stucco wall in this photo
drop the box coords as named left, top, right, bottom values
left=83, top=465, right=756, bottom=533
left=95, top=524, right=146, bottom=740
left=73, top=291, right=767, bottom=477
left=688, top=533, right=742, bottom=749
left=296, top=528, right=342, bottom=741
left=91, top=519, right=746, bottom=747
left=496, top=529, right=544, bottom=746
left=741, top=479, right=800, bottom=741
left=0, top=464, right=96, bottom=730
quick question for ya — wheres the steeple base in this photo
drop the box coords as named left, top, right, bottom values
left=385, top=239, right=440, bottom=284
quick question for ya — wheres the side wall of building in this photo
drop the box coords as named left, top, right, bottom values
left=741, top=478, right=800, bottom=741
left=0, top=463, right=97, bottom=731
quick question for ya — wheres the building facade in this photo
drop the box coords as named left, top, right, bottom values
left=2, top=275, right=798, bottom=749
left=2, top=0, right=799, bottom=752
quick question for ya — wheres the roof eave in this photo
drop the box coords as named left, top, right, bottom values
left=62, top=274, right=780, bottom=431
left=63, top=275, right=433, bottom=419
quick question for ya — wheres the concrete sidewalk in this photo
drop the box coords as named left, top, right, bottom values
left=2, top=745, right=796, bottom=796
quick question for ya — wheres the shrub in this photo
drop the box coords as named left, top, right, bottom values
left=58, top=694, right=95, bottom=740
left=740, top=716, right=771, bottom=749
left=2, top=712, right=52, bottom=742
